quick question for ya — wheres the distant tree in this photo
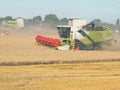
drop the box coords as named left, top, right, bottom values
left=0, top=16, right=13, bottom=25
left=116, top=18, right=120, bottom=26
left=5, top=16, right=13, bottom=20
left=43, top=14, right=59, bottom=28
left=24, top=19, right=34, bottom=26
left=59, top=18, right=68, bottom=25
left=44, top=14, right=59, bottom=22
left=33, top=16, right=42, bottom=25
left=0, top=18, right=4, bottom=25
left=92, top=19, right=101, bottom=25
left=115, top=18, right=120, bottom=32
left=34, top=16, right=42, bottom=21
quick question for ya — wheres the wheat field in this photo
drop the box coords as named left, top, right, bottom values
left=0, top=32, right=120, bottom=90
left=0, top=62, right=120, bottom=90
left=0, top=34, right=120, bottom=65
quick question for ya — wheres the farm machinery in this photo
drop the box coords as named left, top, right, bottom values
left=35, top=19, right=113, bottom=50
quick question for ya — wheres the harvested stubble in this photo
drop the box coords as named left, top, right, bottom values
left=0, top=62, right=120, bottom=90
left=0, top=35, right=120, bottom=66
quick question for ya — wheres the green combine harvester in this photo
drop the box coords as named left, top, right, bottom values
left=36, top=19, right=113, bottom=50
left=3, top=20, right=18, bottom=28
left=2, top=18, right=24, bottom=28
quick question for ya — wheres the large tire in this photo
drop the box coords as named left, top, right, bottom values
left=75, top=42, right=81, bottom=50
left=93, top=44, right=102, bottom=50
left=93, top=46, right=101, bottom=50
left=75, top=41, right=85, bottom=50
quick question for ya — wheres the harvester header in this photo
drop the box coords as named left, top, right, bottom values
left=36, top=35, right=60, bottom=47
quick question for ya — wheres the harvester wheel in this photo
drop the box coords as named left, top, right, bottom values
left=75, top=42, right=81, bottom=50
left=93, top=45, right=101, bottom=50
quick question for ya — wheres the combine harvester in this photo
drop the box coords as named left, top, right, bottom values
left=36, top=19, right=113, bottom=50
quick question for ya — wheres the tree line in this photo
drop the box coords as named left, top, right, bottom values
left=0, top=14, right=120, bottom=32
left=0, top=14, right=68, bottom=28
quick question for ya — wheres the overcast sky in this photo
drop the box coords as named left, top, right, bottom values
left=0, top=0, right=120, bottom=24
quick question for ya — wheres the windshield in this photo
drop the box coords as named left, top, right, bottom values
left=57, top=27, right=70, bottom=38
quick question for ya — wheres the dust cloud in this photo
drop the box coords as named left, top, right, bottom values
left=0, top=26, right=120, bottom=51
left=0, top=26, right=59, bottom=37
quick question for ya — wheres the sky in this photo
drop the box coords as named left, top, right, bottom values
left=0, top=0, right=120, bottom=24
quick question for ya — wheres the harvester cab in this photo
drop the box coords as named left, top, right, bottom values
left=57, top=26, right=71, bottom=39
left=57, top=19, right=87, bottom=39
